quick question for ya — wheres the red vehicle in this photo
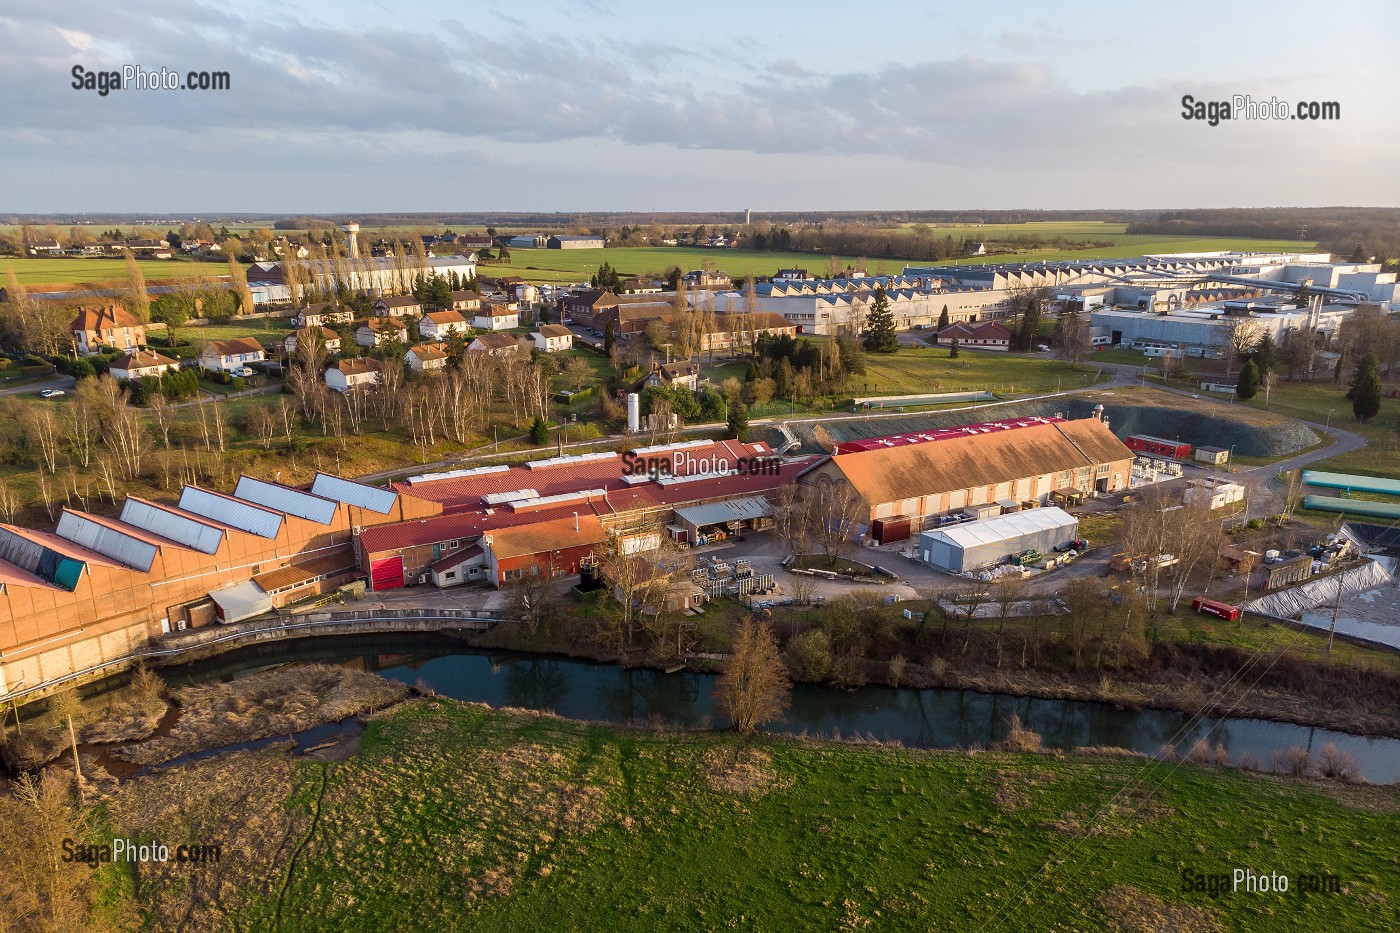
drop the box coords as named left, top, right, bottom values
left=1125, top=434, right=1192, bottom=460
left=1191, top=596, right=1241, bottom=621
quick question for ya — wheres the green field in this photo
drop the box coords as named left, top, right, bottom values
left=0, top=256, right=230, bottom=287
left=1240, top=378, right=1400, bottom=480
left=95, top=699, right=1400, bottom=931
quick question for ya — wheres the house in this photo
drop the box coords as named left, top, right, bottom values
left=293, top=303, right=354, bottom=328
left=683, top=269, right=732, bottom=288
left=619, top=278, right=664, bottom=294
left=109, top=349, right=179, bottom=383
left=547, top=235, right=605, bottom=249
left=635, top=360, right=701, bottom=392
left=456, top=235, right=493, bottom=251
left=696, top=312, right=798, bottom=352
left=530, top=324, right=574, bottom=353
left=406, top=342, right=451, bottom=373
left=284, top=326, right=342, bottom=356
left=27, top=238, right=63, bottom=255
left=561, top=289, right=619, bottom=327
left=418, top=310, right=470, bottom=341
left=774, top=268, right=810, bottom=281
left=467, top=333, right=520, bottom=356
left=124, top=237, right=168, bottom=253
left=472, top=307, right=520, bottom=331
left=325, top=358, right=383, bottom=393
left=201, top=337, right=266, bottom=373
left=448, top=290, right=482, bottom=312
left=936, top=320, right=1013, bottom=350
left=373, top=296, right=424, bottom=318
left=356, top=318, right=409, bottom=348
left=71, top=304, right=147, bottom=355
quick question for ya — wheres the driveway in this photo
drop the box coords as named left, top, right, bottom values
left=0, top=374, right=76, bottom=397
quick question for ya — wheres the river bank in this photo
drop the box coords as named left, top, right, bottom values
left=28, top=695, right=1399, bottom=932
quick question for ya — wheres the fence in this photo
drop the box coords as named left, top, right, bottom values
left=0, top=607, right=510, bottom=706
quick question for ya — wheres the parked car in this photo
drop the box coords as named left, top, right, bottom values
left=36, top=388, right=65, bottom=399
left=232, top=367, right=256, bottom=378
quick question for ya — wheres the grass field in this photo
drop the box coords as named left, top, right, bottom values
left=94, top=698, right=1400, bottom=931
left=0, top=257, right=229, bottom=287
left=1240, top=378, right=1400, bottom=480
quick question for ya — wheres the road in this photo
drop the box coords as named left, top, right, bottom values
left=0, top=374, right=76, bottom=397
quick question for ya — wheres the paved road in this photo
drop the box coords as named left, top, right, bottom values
left=0, top=374, right=76, bottom=397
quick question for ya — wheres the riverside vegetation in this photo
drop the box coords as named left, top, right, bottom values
left=2, top=681, right=1396, bottom=932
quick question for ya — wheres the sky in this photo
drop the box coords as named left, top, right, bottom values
left=1, top=0, right=1397, bottom=213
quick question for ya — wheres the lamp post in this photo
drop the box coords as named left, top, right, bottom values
left=1325, top=409, right=1334, bottom=433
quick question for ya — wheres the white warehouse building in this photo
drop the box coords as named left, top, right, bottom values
left=918, top=507, right=1080, bottom=574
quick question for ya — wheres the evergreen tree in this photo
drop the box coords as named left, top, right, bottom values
left=530, top=416, right=550, bottom=445
left=604, top=320, right=617, bottom=355
left=1235, top=359, right=1261, bottom=401
left=1251, top=333, right=1278, bottom=375
left=934, top=304, right=950, bottom=343
left=1351, top=353, right=1382, bottom=421
left=862, top=285, right=898, bottom=353
left=727, top=402, right=749, bottom=442
left=1015, top=296, right=1040, bottom=352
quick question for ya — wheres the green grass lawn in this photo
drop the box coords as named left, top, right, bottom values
left=857, top=347, right=1102, bottom=397
left=104, top=699, right=1399, bottom=931
left=179, top=318, right=295, bottom=345
left=0, top=256, right=229, bottom=286
left=1239, top=379, right=1400, bottom=480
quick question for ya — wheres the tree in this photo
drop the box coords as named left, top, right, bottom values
left=603, top=319, right=616, bottom=355
left=1214, top=316, right=1266, bottom=375
left=227, top=255, right=255, bottom=315
left=862, top=285, right=898, bottom=353
left=122, top=248, right=150, bottom=323
left=713, top=616, right=790, bottom=735
left=1053, top=309, right=1092, bottom=364
left=591, top=262, right=623, bottom=293
left=1351, top=353, right=1382, bottom=421
left=530, top=415, right=550, bottom=444
left=1235, top=359, right=1261, bottom=401
left=934, top=304, right=950, bottom=342
left=49, top=690, right=85, bottom=804
left=727, top=401, right=749, bottom=441
left=1251, top=333, right=1279, bottom=375
left=948, top=338, right=960, bottom=359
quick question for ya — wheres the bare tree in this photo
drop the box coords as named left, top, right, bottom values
left=992, top=574, right=1028, bottom=670
left=803, top=479, right=865, bottom=566
left=1214, top=316, right=1267, bottom=376
left=122, top=248, right=150, bottom=323
left=48, top=691, right=84, bottom=804
left=712, top=616, right=791, bottom=735
left=24, top=406, right=63, bottom=473
left=227, top=254, right=255, bottom=316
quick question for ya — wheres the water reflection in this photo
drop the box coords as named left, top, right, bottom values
left=136, top=633, right=1400, bottom=784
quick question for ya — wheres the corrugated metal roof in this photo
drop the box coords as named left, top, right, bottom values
left=120, top=497, right=225, bottom=554
left=311, top=473, right=398, bottom=514
left=178, top=486, right=285, bottom=539
left=919, top=507, right=1077, bottom=549
left=674, top=496, right=772, bottom=528
left=55, top=511, right=159, bottom=571
left=210, top=580, right=274, bottom=622
left=234, top=476, right=339, bottom=525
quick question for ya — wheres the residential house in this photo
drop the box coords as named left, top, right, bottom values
left=529, top=324, right=574, bottom=353
left=448, top=290, right=482, bottom=312
left=201, top=337, right=266, bottom=373
left=696, top=311, right=799, bottom=353
left=419, top=310, right=470, bottom=341
left=284, top=326, right=342, bottom=356
left=561, top=289, right=618, bottom=327
left=467, top=333, right=520, bottom=356
left=293, top=303, right=354, bottom=328
left=547, top=235, right=605, bottom=249
left=619, top=278, right=664, bottom=294
left=325, top=358, right=383, bottom=393
left=472, top=307, right=519, bottom=331
left=774, top=268, right=811, bottom=281
left=635, top=360, right=701, bottom=392
left=27, top=238, right=63, bottom=255
left=936, top=320, right=1012, bottom=350
left=683, top=269, right=732, bottom=288
left=71, top=304, right=147, bottom=355
left=456, top=234, right=493, bottom=251
left=406, top=342, right=451, bottom=373
left=109, top=349, right=179, bottom=383
left=124, top=237, right=168, bottom=253
left=356, top=318, right=409, bottom=348
left=373, top=296, right=424, bottom=318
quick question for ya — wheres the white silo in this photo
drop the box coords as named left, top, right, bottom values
left=627, top=393, right=641, bottom=433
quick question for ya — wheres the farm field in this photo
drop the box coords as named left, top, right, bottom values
left=88, top=698, right=1400, bottom=931
left=0, top=257, right=229, bottom=287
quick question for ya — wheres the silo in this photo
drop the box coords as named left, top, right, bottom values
left=627, top=393, right=641, bottom=433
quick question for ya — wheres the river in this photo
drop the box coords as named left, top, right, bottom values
left=87, top=633, right=1400, bottom=784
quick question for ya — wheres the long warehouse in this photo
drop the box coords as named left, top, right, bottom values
left=917, top=507, right=1080, bottom=573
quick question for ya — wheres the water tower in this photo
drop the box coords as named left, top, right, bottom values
left=343, top=221, right=361, bottom=259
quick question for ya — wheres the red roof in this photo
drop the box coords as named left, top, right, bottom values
left=359, top=441, right=810, bottom=555
left=831, top=416, right=1066, bottom=454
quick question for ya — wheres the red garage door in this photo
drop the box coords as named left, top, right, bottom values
left=369, top=556, right=404, bottom=591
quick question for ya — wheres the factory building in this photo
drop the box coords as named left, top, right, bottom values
left=799, top=415, right=1132, bottom=533
left=0, top=474, right=441, bottom=695
left=918, top=507, right=1080, bottom=573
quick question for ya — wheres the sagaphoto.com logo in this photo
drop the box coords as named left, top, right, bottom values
left=1181, top=94, right=1339, bottom=127
left=72, top=64, right=230, bottom=97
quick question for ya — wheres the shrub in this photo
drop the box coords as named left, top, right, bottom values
left=786, top=629, right=831, bottom=681
left=1246, top=518, right=1264, bottom=530
left=992, top=714, right=1042, bottom=753
left=67, top=357, right=96, bottom=379
left=21, top=364, right=53, bottom=377
left=0, top=359, right=11, bottom=370
left=231, top=376, right=247, bottom=392
left=1270, top=746, right=1312, bottom=776
left=1316, top=742, right=1359, bottom=782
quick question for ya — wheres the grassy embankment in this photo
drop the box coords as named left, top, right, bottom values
left=63, top=695, right=1400, bottom=931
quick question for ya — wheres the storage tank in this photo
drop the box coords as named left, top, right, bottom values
left=626, top=393, right=641, bottom=433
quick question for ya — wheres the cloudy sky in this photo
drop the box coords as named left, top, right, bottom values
left=2, top=0, right=1397, bottom=212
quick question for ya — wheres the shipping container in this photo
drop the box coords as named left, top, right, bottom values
left=1191, top=596, right=1241, bottom=621
left=871, top=516, right=912, bottom=544
left=1125, top=435, right=1192, bottom=459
